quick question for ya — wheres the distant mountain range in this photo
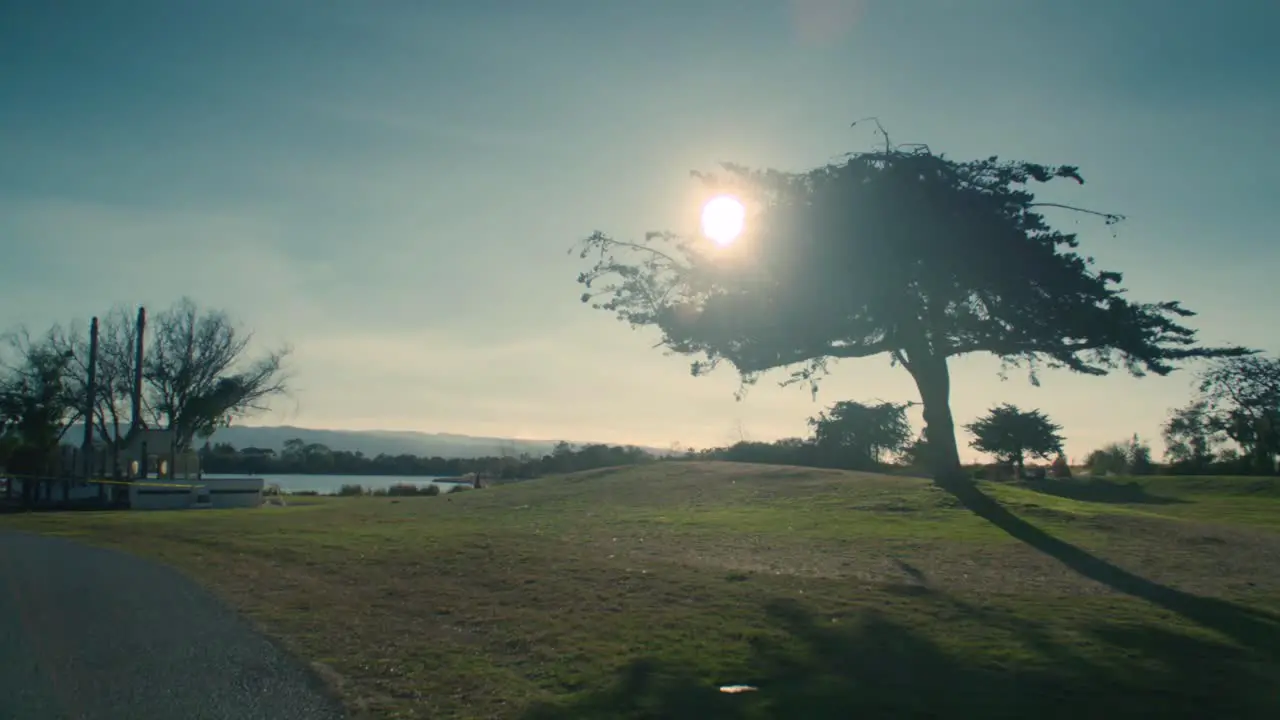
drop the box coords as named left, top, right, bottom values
left=61, top=424, right=670, bottom=459
left=200, top=425, right=668, bottom=459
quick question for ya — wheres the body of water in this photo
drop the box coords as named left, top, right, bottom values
left=202, top=473, right=471, bottom=495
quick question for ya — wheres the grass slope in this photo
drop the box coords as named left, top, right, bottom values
left=4, top=462, right=1280, bottom=719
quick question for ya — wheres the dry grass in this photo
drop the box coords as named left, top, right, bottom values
left=4, top=462, right=1280, bottom=718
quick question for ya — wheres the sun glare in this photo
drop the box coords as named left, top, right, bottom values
left=700, top=195, right=745, bottom=246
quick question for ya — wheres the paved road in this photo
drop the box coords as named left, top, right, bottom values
left=0, top=530, right=345, bottom=720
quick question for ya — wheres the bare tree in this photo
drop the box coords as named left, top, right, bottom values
left=142, top=298, right=290, bottom=451
left=67, top=307, right=139, bottom=473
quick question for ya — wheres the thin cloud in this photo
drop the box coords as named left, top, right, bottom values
left=790, top=0, right=865, bottom=47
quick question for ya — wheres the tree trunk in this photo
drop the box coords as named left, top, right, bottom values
left=910, top=354, right=964, bottom=483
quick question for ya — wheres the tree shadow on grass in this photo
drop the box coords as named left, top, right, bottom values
left=1018, top=477, right=1187, bottom=505
left=523, top=594, right=1278, bottom=719
left=940, top=479, right=1280, bottom=658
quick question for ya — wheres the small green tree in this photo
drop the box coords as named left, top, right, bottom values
left=807, top=400, right=912, bottom=468
left=964, top=404, right=1064, bottom=479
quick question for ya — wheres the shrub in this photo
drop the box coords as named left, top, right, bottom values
left=1127, top=434, right=1154, bottom=475
left=1049, top=452, right=1072, bottom=478
left=982, top=462, right=1016, bottom=481
left=337, top=484, right=365, bottom=496
left=1085, top=434, right=1154, bottom=476
left=387, top=483, right=441, bottom=497
left=1085, top=444, right=1128, bottom=475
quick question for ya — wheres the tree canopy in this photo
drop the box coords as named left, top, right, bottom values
left=965, top=404, right=1063, bottom=476
left=0, top=329, right=80, bottom=476
left=808, top=400, right=911, bottom=468
left=140, top=299, right=290, bottom=451
left=1086, top=434, right=1154, bottom=476
left=67, top=306, right=139, bottom=466
left=1188, top=356, right=1280, bottom=472
left=576, top=131, right=1249, bottom=480
left=1162, top=400, right=1221, bottom=470
left=6, top=298, right=291, bottom=469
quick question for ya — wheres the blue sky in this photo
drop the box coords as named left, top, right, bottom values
left=3, top=0, right=1277, bottom=459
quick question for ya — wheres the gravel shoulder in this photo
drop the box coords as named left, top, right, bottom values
left=0, top=529, right=344, bottom=720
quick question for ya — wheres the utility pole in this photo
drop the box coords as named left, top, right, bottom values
left=131, top=306, right=146, bottom=431
left=82, top=317, right=99, bottom=479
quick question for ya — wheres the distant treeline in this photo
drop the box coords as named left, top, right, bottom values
left=199, top=437, right=910, bottom=483
left=199, top=439, right=656, bottom=480
left=200, top=353, right=1280, bottom=484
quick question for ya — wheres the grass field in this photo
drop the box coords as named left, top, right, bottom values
left=4, top=462, right=1280, bottom=719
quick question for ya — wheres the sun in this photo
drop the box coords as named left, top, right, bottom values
left=700, top=194, right=745, bottom=246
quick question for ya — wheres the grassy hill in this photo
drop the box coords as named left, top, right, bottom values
left=6, top=462, right=1280, bottom=719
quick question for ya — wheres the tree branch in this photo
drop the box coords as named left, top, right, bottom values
left=1027, top=202, right=1126, bottom=225
left=827, top=340, right=892, bottom=360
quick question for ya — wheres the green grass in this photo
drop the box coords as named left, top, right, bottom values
left=4, top=462, right=1280, bottom=719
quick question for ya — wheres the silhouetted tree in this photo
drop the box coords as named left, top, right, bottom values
left=1085, top=443, right=1128, bottom=476
left=281, top=438, right=307, bottom=462
left=302, top=442, right=334, bottom=472
left=897, top=433, right=932, bottom=469
left=808, top=400, right=911, bottom=468
left=1126, top=433, right=1154, bottom=475
left=573, top=128, right=1246, bottom=482
left=67, top=306, right=139, bottom=472
left=1162, top=400, right=1221, bottom=471
left=142, top=298, right=290, bottom=451
left=1085, top=434, right=1153, bottom=476
left=1049, top=451, right=1071, bottom=478
left=965, top=404, right=1063, bottom=478
left=1194, top=356, right=1280, bottom=473
left=0, top=328, right=80, bottom=482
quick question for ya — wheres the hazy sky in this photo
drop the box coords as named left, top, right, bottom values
left=3, top=1, right=1277, bottom=460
